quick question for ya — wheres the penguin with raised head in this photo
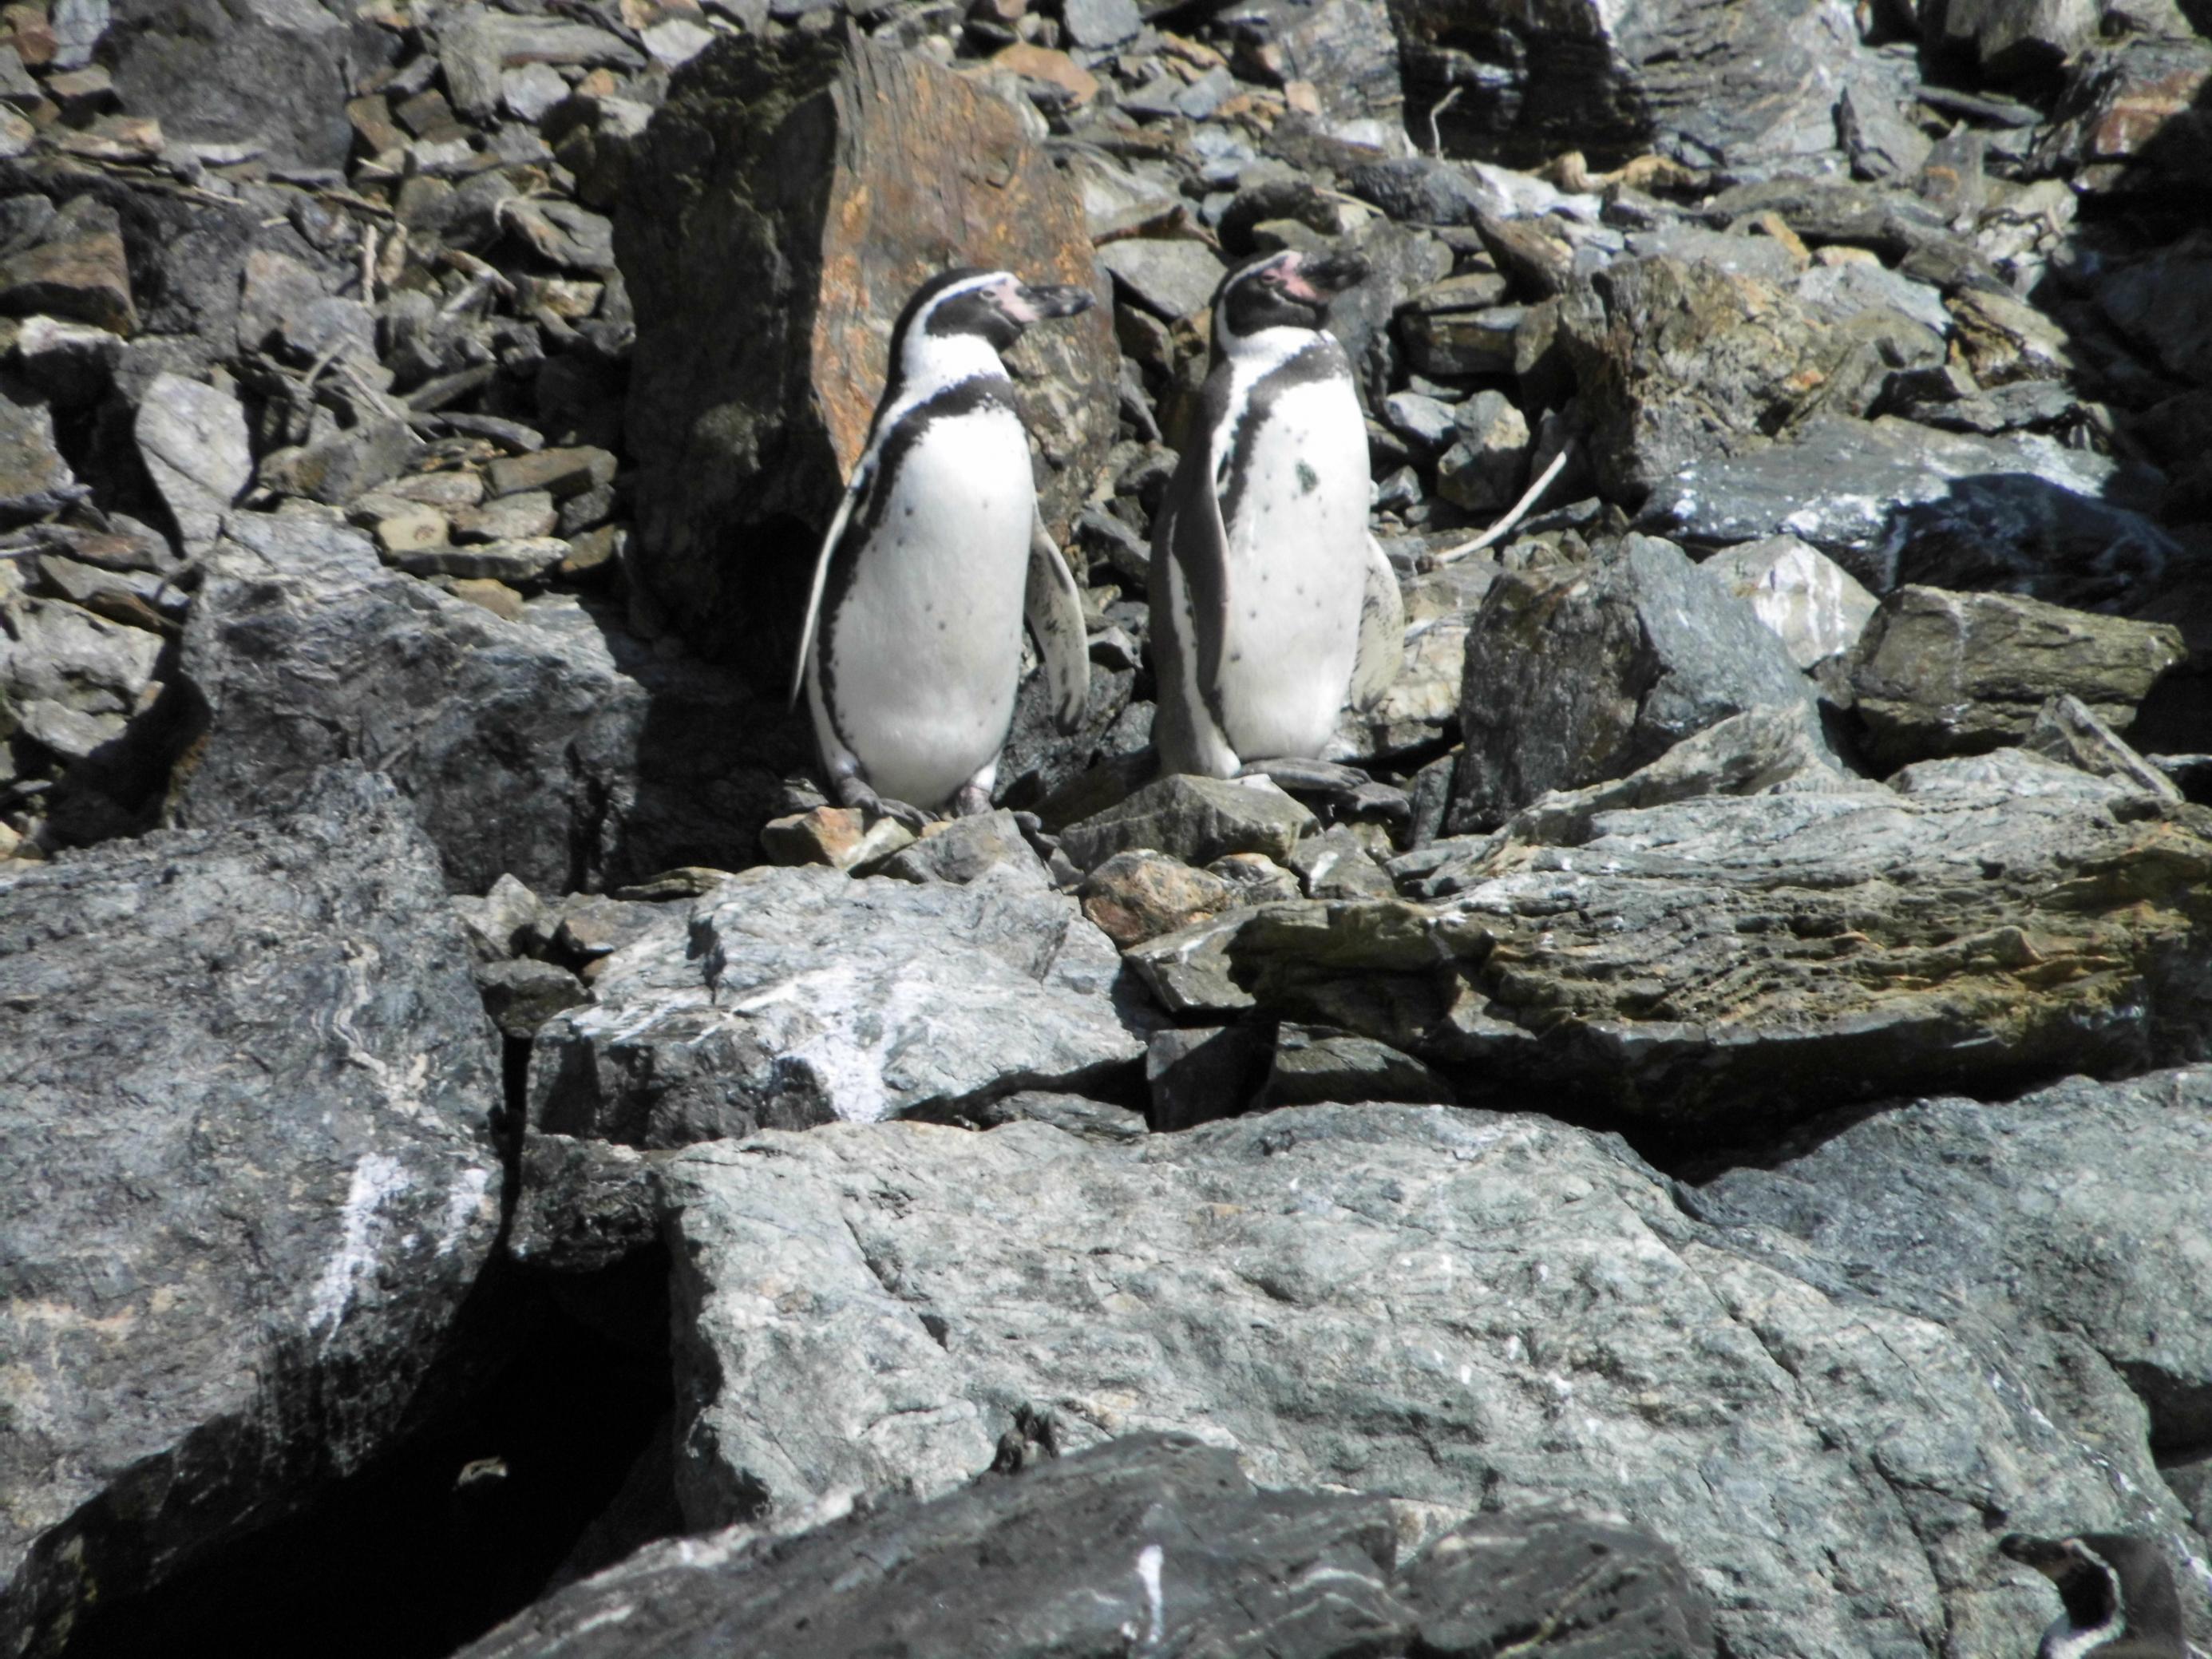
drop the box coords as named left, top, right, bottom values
left=1148, top=248, right=1405, bottom=810
left=793, top=267, right=1095, bottom=826
left=2000, top=1532, right=2187, bottom=1658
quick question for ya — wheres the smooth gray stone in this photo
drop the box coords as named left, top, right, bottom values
left=1098, top=237, right=1229, bottom=323
left=0, top=766, right=503, bottom=1654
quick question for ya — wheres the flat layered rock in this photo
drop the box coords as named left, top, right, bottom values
left=618, top=31, right=1114, bottom=683
left=176, top=511, right=797, bottom=894
left=528, top=865, right=1146, bottom=1146
left=454, top=1433, right=1708, bottom=1659
left=0, top=767, right=503, bottom=1655
left=1142, top=780, right=2212, bottom=1127
left=655, top=1102, right=2184, bottom=1659
left=1851, top=585, right=2186, bottom=766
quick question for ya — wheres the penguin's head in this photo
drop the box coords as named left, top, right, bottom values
left=2000, top=1532, right=2186, bottom=1657
left=890, top=267, right=1096, bottom=366
left=1214, top=248, right=1371, bottom=346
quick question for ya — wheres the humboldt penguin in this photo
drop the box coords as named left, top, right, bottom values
left=793, top=267, right=1094, bottom=826
left=1999, top=1532, right=2187, bottom=1658
left=1148, top=248, right=1405, bottom=810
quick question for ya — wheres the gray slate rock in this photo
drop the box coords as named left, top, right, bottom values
left=1850, top=585, right=2185, bottom=768
left=133, top=372, right=250, bottom=555
left=653, top=1102, right=2185, bottom=1657
left=1060, top=774, right=1318, bottom=871
left=2021, top=694, right=2183, bottom=800
left=106, top=0, right=360, bottom=172
left=0, top=594, right=162, bottom=760
left=1451, top=534, right=1823, bottom=832
left=874, top=810, right=1049, bottom=888
left=176, top=511, right=800, bottom=894
left=1098, top=238, right=1227, bottom=323
left=0, top=372, right=77, bottom=524
left=528, top=864, right=1146, bottom=1146
left=0, top=767, right=503, bottom=1656
left=1638, top=414, right=2178, bottom=608
left=454, top=1433, right=1711, bottom=1659
left=1057, top=0, right=1140, bottom=47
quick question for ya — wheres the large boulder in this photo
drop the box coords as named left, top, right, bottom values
left=175, top=510, right=801, bottom=895
left=1386, top=0, right=1882, bottom=171
left=1636, top=414, right=2179, bottom=608
left=1850, top=586, right=2186, bottom=768
left=0, top=766, right=503, bottom=1657
left=1559, top=257, right=1942, bottom=505
left=616, top=32, right=1116, bottom=688
left=1143, top=773, right=2212, bottom=1129
left=104, top=0, right=383, bottom=174
left=1450, top=535, right=1822, bottom=831
left=653, top=1102, right=2194, bottom=1658
left=528, top=864, right=1148, bottom=1146
left=454, top=1435, right=1710, bottom=1659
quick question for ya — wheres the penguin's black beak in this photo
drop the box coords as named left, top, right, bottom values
left=1005, top=281, right=1095, bottom=323
left=1280, top=251, right=1370, bottom=303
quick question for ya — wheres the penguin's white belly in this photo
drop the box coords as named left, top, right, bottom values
left=1218, top=375, right=1368, bottom=760
left=824, top=409, right=1033, bottom=808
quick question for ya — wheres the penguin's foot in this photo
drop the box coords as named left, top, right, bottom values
left=1237, top=758, right=1413, bottom=830
left=953, top=782, right=994, bottom=818
left=834, top=777, right=933, bottom=833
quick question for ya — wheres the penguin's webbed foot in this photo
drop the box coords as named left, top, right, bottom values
left=1237, top=758, right=1413, bottom=830
left=835, top=777, right=933, bottom=833
left=952, top=782, right=994, bottom=818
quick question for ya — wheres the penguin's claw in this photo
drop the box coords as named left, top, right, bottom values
left=836, top=778, right=933, bottom=833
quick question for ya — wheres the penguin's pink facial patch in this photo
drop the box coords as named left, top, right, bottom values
left=1275, top=257, right=1331, bottom=305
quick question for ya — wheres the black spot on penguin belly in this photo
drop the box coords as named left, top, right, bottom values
left=1296, top=461, right=1319, bottom=494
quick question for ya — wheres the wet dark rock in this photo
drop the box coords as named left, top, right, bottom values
left=176, top=512, right=800, bottom=896
left=1850, top=585, right=2186, bottom=768
left=1260, top=1022, right=1452, bottom=1106
left=1450, top=534, right=1822, bottom=831
left=618, top=31, right=1114, bottom=687
left=507, top=1134, right=656, bottom=1277
left=0, top=766, right=503, bottom=1657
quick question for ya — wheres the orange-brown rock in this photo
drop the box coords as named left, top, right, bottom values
left=616, top=31, right=1115, bottom=690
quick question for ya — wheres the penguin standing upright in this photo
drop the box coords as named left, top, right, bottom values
left=1999, top=1533, right=2187, bottom=1658
left=1149, top=249, right=1404, bottom=801
left=793, top=267, right=1095, bottom=826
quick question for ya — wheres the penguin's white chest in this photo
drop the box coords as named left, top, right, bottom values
left=1217, top=370, right=1368, bottom=760
left=819, top=404, right=1035, bottom=810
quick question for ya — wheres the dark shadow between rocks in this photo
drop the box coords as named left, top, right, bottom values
left=52, top=1251, right=678, bottom=1659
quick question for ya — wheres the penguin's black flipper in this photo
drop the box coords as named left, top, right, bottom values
left=1025, top=509, right=1090, bottom=736
left=1149, top=371, right=1239, bottom=777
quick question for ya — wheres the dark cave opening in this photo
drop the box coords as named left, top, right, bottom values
left=57, top=1247, right=679, bottom=1659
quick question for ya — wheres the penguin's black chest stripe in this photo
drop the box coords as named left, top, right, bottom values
left=1217, top=342, right=1349, bottom=529
left=817, top=373, right=1016, bottom=747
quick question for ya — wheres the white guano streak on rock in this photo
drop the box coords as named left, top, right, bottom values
left=735, top=963, right=948, bottom=1123
left=310, top=1152, right=410, bottom=1334
left=439, top=1165, right=493, bottom=1253
left=1136, top=1542, right=1165, bottom=1649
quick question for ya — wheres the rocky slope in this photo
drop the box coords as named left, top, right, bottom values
left=2, top=0, right=2210, bottom=1656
